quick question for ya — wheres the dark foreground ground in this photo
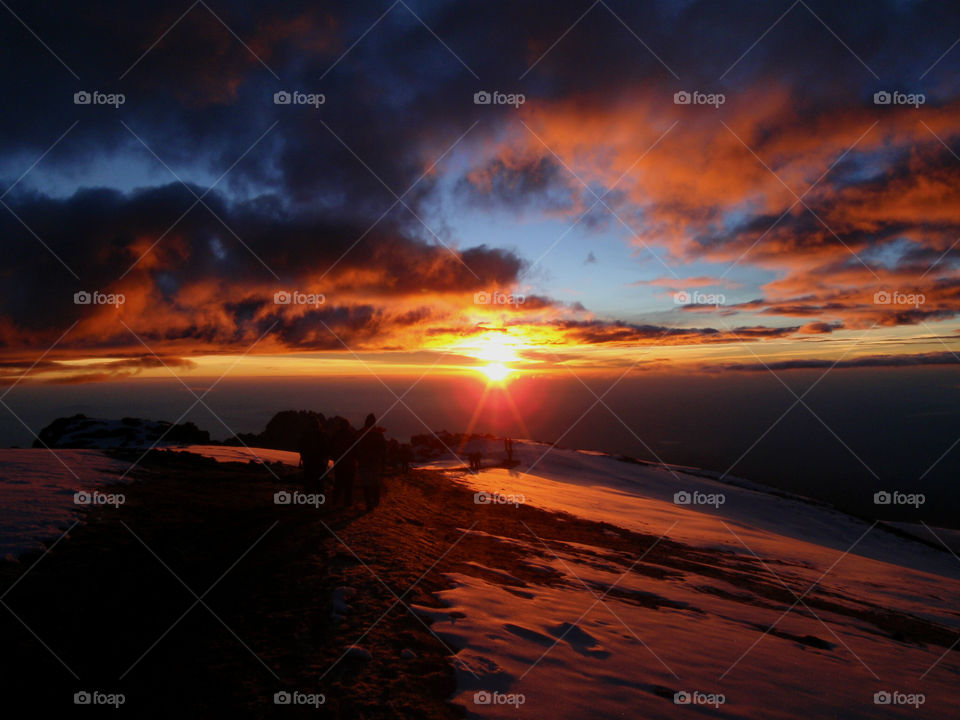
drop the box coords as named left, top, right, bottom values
left=0, top=451, right=463, bottom=718
left=2, top=451, right=957, bottom=718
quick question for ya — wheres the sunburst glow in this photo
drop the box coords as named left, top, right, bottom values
left=468, top=332, right=521, bottom=383
left=481, top=362, right=510, bottom=381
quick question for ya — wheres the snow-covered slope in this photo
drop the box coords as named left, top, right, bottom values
left=415, top=439, right=960, bottom=719
left=168, top=444, right=301, bottom=467
left=0, top=444, right=303, bottom=561
left=0, top=449, right=130, bottom=560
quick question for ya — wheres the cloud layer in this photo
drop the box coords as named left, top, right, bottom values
left=2, top=0, right=960, bottom=377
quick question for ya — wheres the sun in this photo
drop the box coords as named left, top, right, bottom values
left=470, top=332, right=520, bottom=383
left=481, top=362, right=510, bottom=382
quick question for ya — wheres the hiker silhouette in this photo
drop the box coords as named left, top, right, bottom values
left=299, top=417, right=328, bottom=490
left=330, top=417, right=357, bottom=508
left=398, top=443, right=413, bottom=473
left=356, top=413, right=387, bottom=511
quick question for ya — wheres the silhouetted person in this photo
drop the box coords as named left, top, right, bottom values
left=386, top=438, right=400, bottom=471
left=330, top=417, right=357, bottom=507
left=468, top=451, right=482, bottom=472
left=299, top=418, right=328, bottom=490
left=398, top=443, right=413, bottom=473
left=356, top=413, right=386, bottom=511
left=504, top=437, right=514, bottom=464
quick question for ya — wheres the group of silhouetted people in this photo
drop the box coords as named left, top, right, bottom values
left=299, top=413, right=412, bottom=512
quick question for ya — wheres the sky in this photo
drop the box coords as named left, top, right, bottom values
left=1, top=0, right=960, bottom=480
left=0, top=0, right=958, bottom=384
